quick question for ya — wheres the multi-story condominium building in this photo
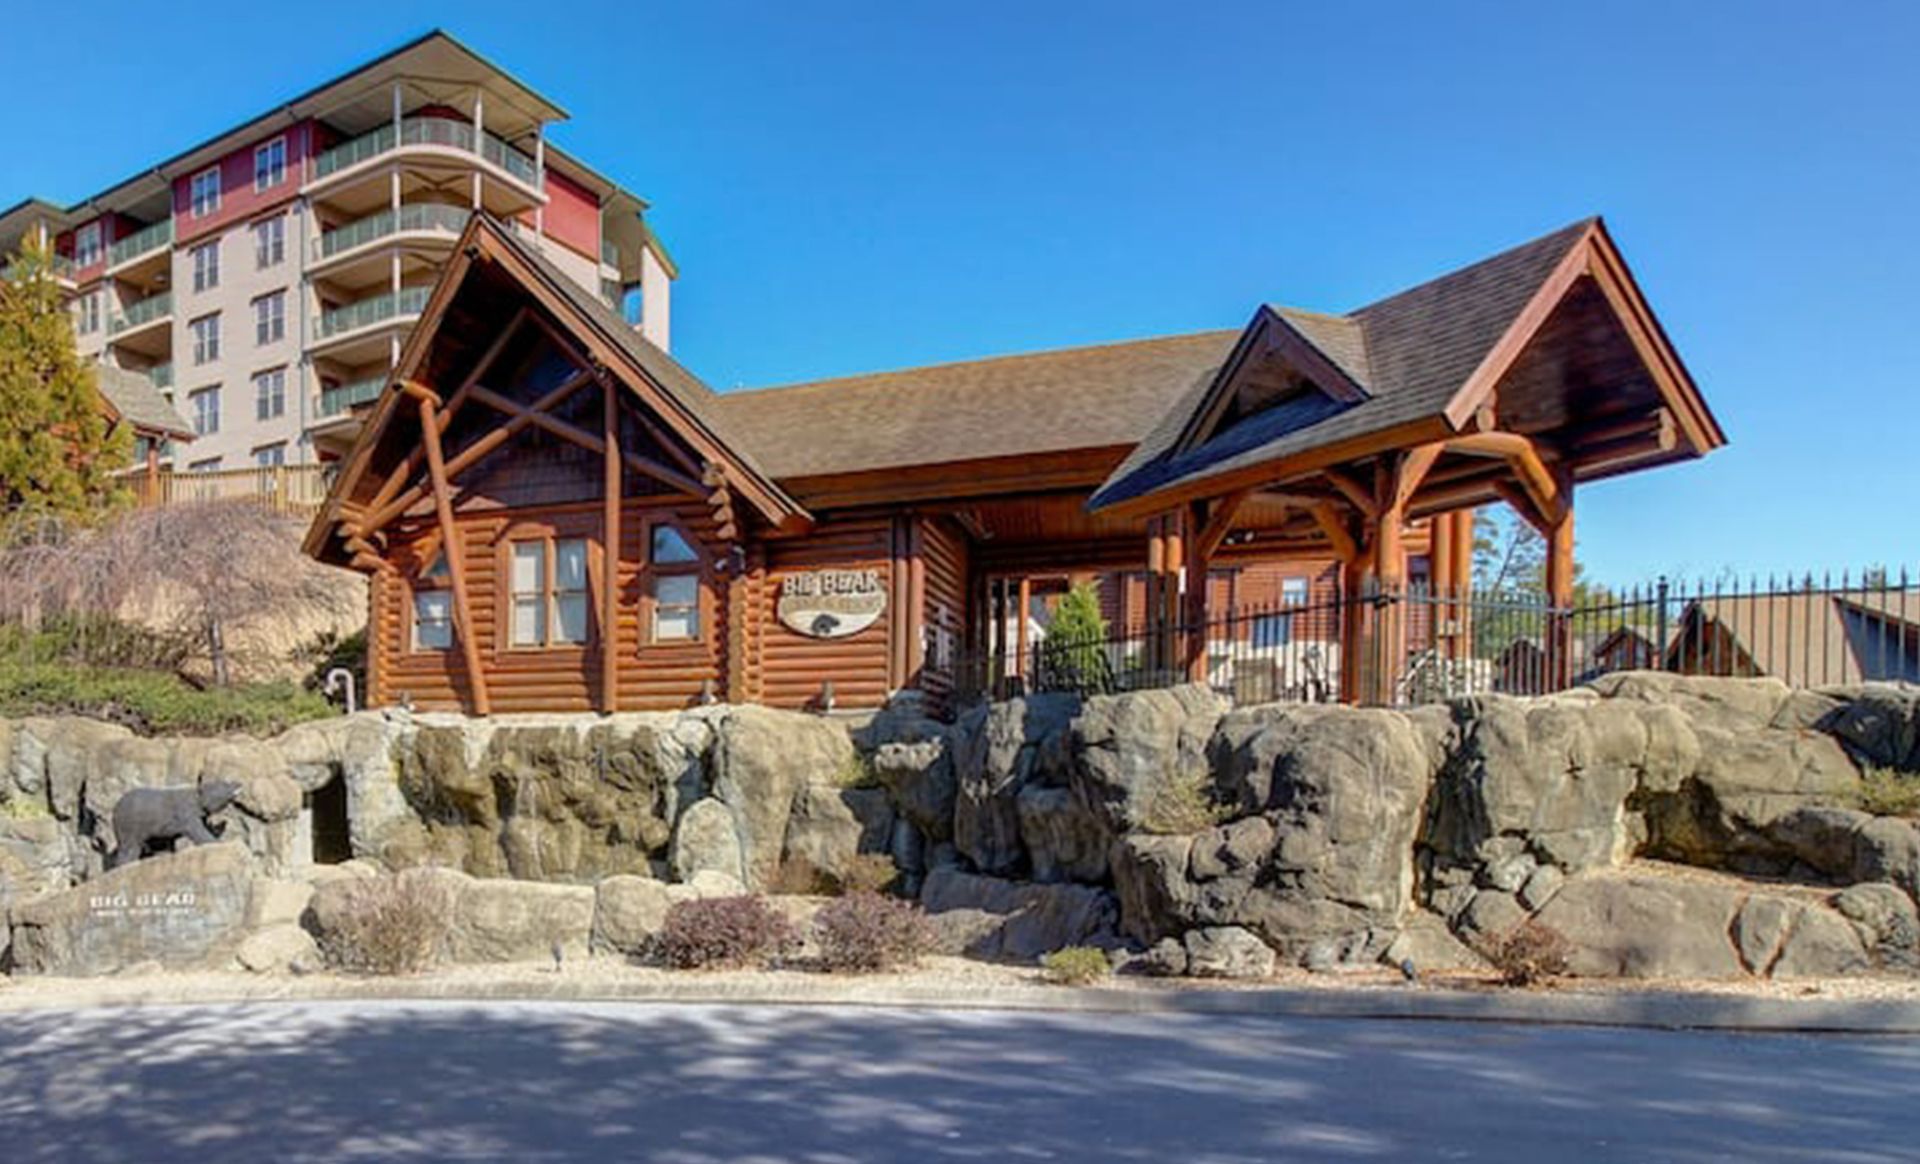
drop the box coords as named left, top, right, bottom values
left=0, top=30, right=674, bottom=473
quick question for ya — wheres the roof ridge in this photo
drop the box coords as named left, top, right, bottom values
left=726, top=328, right=1242, bottom=400
left=1350, top=217, right=1598, bottom=317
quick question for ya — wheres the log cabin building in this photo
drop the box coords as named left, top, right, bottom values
left=302, top=213, right=1723, bottom=715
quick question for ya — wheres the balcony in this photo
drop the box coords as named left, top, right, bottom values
left=107, top=291, right=172, bottom=358
left=148, top=362, right=173, bottom=391
left=107, top=219, right=173, bottom=279
left=316, top=204, right=471, bottom=262
left=307, top=116, right=542, bottom=211
left=317, top=287, right=431, bottom=339
left=317, top=376, right=385, bottom=419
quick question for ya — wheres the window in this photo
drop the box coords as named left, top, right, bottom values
left=411, top=552, right=454, bottom=651
left=649, top=524, right=701, bottom=642
left=188, top=456, right=223, bottom=473
left=190, top=313, right=220, bottom=364
left=74, top=292, right=100, bottom=335
left=253, top=291, right=284, bottom=345
left=1280, top=577, right=1309, bottom=608
left=253, top=367, right=285, bottom=420
left=189, top=386, right=220, bottom=435
left=253, top=138, right=286, bottom=191
left=191, top=241, right=219, bottom=293
left=73, top=222, right=102, bottom=267
left=509, top=537, right=590, bottom=648
left=252, top=216, right=285, bottom=268
left=1251, top=614, right=1292, bottom=650
left=190, top=168, right=221, bottom=218
left=253, top=442, right=286, bottom=467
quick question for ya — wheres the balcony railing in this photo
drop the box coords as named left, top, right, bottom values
left=311, top=115, right=540, bottom=186
left=315, top=204, right=470, bottom=261
left=148, top=362, right=173, bottom=391
left=317, top=376, right=386, bottom=418
left=315, top=286, right=431, bottom=339
left=107, top=219, right=173, bottom=268
left=135, top=464, right=335, bottom=517
left=108, top=292, right=172, bottom=336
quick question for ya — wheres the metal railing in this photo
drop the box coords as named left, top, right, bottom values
left=952, top=568, right=1920, bottom=709
left=314, top=204, right=470, bottom=261
left=134, top=464, right=335, bottom=516
left=317, top=376, right=385, bottom=418
left=107, top=219, right=173, bottom=268
left=315, top=286, right=430, bottom=339
left=147, top=362, right=173, bottom=391
left=311, top=115, right=540, bottom=186
left=108, top=292, right=172, bottom=336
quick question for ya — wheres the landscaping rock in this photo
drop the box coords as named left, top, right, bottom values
left=448, top=878, right=595, bottom=963
left=1460, top=889, right=1528, bottom=943
left=870, top=737, right=956, bottom=842
left=7, top=842, right=255, bottom=976
left=1071, top=685, right=1227, bottom=834
left=671, top=798, right=745, bottom=884
left=1383, top=911, right=1487, bottom=972
left=592, top=874, right=673, bottom=956
left=713, top=706, right=856, bottom=889
left=1531, top=872, right=1746, bottom=979
left=1183, top=926, right=1275, bottom=979
left=1016, top=784, right=1108, bottom=883
left=1731, top=895, right=1795, bottom=974
left=919, top=867, right=1119, bottom=961
left=780, top=783, right=867, bottom=885
left=1518, top=863, right=1566, bottom=911
left=1821, top=685, right=1920, bottom=771
left=236, top=923, right=321, bottom=974
left=248, top=878, right=315, bottom=929
left=1771, top=906, right=1872, bottom=978
left=1832, top=882, right=1920, bottom=971
left=951, top=694, right=1077, bottom=876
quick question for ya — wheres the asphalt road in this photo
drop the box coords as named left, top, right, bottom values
left=1, top=999, right=1916, bottom=1163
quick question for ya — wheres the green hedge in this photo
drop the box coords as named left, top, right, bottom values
left=0, top=664, right=337, bottom=737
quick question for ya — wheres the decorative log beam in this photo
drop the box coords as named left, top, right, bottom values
left=1309, top=500, right=1358, bottom=564
left=1392, top=441, right=1448, bottom=512
left=1445, top=431, right=1562, bottom=526
left=1193, top=488, right=1254, bottom=560
left=1321, top=466, right=1379, bottom=518
left=601, top=379, right=622, bottom=714
left=416, top=394, right=490, bottom=717
left=366, top=310, right=531, bottom=514
left=469, top=383, right=706, bottom=496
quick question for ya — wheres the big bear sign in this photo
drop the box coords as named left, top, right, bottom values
left=777, top=568, right=887, bottom=638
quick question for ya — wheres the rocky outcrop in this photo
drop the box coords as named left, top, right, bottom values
left=7, top=842, right=257, bottom=976
left=951, top=694, right=1077, bottom=876
left=919, top=866, right=1119, bottom=961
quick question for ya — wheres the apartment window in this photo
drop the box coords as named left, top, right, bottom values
left=190, top=168, right=221, bottom=218
left=74, top=292, right=100, bottom=335
left=188, top=456, right=223, bottom=473
left=253, top=442, right=286, bottom=467
left=253, top=138, right=286, bottom=191
left=412, top=552, right=454, bottom=651
left=73, top=223, right=102, bottom=267
left=252, top=216, right=284, bottom=268
left=191, top=241, right=220, bottom=293
left=190, top=313, right=220, bottom=364
left=189, top=386, right=220, bottom=436
left=509, top=537, right=590, bottom=648
left=253, top=291, right=285, bottom=345
left=253, top=367, right=286, bottom=420
left=649, top=525, right=701, bottom=642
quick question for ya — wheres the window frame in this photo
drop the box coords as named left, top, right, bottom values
left=190, top=312, right=220, bottom=365
left=252, top=442, right=286, bottom=467
left=253, top=367, right=286, bottom=420
left=190, top=240, right=220, bottom=293
left=188, top=385, right=220, bottom=436
left=253, top=291, right=285, bottom=345
left=502, top=532, right=594, bottom=652
left=253, top=216, right=285, bottom=268
left=73, top=222, right=102, bottom=267
left=641, top=518, right=708, bottom=648
left=407, top=546, right=455, bottom=654
left=187, top=456, right=223, bottom=473
left=189, top=167, right=221, bottom=218
left=74, top=291, right=100, bottom=335
left=253, top=137, right=286, bottom=192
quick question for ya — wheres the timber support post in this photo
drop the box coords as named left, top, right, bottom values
left=600, top=376, right=622, bottom=713
left=411, top=388, right=491, bottom=717
left=1543, top=465, right=1576, bottom=691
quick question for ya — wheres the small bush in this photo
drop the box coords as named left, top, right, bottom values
left=317, top=871, right=455, bottom=976
left=1486, top=920, right=1574, bottom=987
left=767, top=855, right=835, bottom=896
left=833, top=753, right=881, bottom=790
left=1136, top=767, right=1236, bottom=835
left=658, top=895, right=796, bottom=970
left=1040, top=946, right=1112, bottom=986
left=813, top=891, right=936, bottom=973
left=0, top=663, right=336, bottom=736
left=1851, top=767, right=1920, bottom=818
left=769, top=852, right=900, bottom=897
left=838, top=852, right=899, bottom=895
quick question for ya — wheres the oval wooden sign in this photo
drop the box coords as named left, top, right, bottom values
left=777, top=568, right=887, bottom=638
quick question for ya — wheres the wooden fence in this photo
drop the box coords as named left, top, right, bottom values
left=131, top=465, right=335, bottom=517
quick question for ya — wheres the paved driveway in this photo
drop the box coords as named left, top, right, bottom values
left=1, top=999, right=1916, bottom=1162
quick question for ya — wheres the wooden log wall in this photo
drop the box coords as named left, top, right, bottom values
left=758, top=516, right=895, bottom=710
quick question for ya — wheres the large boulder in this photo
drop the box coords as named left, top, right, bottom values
left=448, top=877, right=596, bottom=963
left=1530, top=871, right=1748, bottom=979
left=780, top=783, right=869, bottom=885
left=1819, top=685, right=1920, bottom=771
left=1016, top=784, right=1109, bottom=883
left=0, top=816, right=71, bottom=906
left=919, top=867, right=1119, bottom=961
left=7, top=842, right=256, bottom=976
left=1642, top=726, right=1861, bottom=871
left=671, top=797, right=745, bottom=884
left=592, top=874, right=673, bottom=956
left=712, top=706, right=856, bottom=889
left=950, top=694, right=1078, bottom=876
left=14, top=717, right=134, bottom=822
left=1070, top=685, right=1227, bottom=835
left=1183, top=926, right=1276, bottom=979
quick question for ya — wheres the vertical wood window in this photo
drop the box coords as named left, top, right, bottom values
left=648, top=524, right=701, bottom=642
left=510, top=537, right=590, bottom=648
left=412, top=551, right=453, bottom=652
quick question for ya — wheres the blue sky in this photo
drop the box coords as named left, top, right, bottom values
left=8, top=2, right=1915, bottom=585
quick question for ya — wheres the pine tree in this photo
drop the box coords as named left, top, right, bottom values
left=0, top=232, right=130, bottom=525
left=1041, top=580, right=1113, bottom=694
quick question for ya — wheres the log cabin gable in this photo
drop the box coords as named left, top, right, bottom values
left=1171, top=305, right=1372, bottom=459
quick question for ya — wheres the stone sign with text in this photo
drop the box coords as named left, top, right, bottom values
left=7, top=842, right=254, bottom=976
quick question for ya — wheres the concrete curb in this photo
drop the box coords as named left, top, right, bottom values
left=5, top=971, right=1920, bottom=1034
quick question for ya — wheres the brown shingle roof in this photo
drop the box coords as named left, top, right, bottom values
left=96, top=364, right=193, bottom=439
left=1089, top=219, right=1597, bottom=510
left=713, top=331, right=1240, bottom=479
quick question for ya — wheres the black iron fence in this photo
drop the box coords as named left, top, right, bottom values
left=952, top=568, right=1920, bottom=709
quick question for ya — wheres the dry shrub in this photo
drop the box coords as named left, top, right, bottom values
left=1040, top=946, right=1112, bottom=986
left=1851, top=768, right=1920, bottom=818
left=658, top=895, right=796, bottom=969
left=318, top=871, right=455, bottom=975
left=1137, top=768, right=1235, bottom=835
left=813, top=891, right=936, bottom=973
left=769, top=852, right=899, bottom=897
left=838, top=853, right=899, bottom=895
left=1487, top=920, right=1574, bottom=987
left=767, top=855, right=834, bottom=896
